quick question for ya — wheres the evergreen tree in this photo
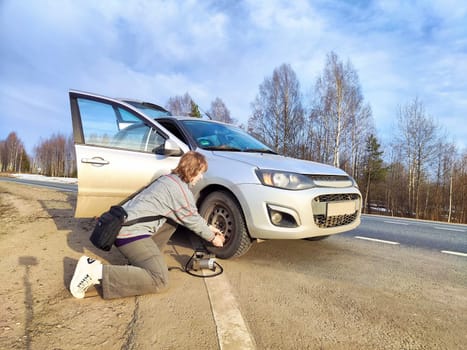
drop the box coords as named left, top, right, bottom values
left=363, top=134, right=386, bottom=213
left=190, top=101, right=202, bottom=118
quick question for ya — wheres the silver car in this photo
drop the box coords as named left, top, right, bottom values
left=70, top=90, right=362, bottom=258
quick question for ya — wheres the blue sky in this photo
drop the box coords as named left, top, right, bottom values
left=1, top=0, right=466, bottom=155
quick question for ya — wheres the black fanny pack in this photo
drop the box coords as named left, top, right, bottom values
left=90, top=205, right=161, bottom=251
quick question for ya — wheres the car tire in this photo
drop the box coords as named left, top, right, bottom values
left=304, top=235, right=330, bottom=241
left=199, top=191, right=252, bottom=259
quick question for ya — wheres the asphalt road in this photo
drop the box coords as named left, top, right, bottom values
left=0, top=177, right=78, bottom=192
left=2, top=176, right=465, bottom=255
left=344, top=214, right=467, bottom=256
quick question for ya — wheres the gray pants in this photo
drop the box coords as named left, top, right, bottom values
left=102, top=221, right=177, bottom=299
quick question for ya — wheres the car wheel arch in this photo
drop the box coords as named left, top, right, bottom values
left=198, top=184, right=248, bottom=228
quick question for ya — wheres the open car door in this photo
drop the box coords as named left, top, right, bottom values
left=69, top=90, right=188, bottom=217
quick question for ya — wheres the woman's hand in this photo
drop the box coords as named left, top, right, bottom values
left=211, top=235, right=224, bottom=247
left=209, top=225, right=225, bottom=247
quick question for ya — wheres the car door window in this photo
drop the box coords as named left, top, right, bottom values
left=77, top=98, right=165, bottom=152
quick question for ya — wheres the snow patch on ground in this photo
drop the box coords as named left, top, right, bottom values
left=13, top=173, right=78, bottom=184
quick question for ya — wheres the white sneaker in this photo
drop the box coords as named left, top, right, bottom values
left=70, top=256, right=102, bottom=299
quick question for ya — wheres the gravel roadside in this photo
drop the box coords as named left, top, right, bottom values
left=0, top=182, right=218, bottom=350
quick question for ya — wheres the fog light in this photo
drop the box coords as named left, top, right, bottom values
left=267, top=205, right=299, bottom=228
left=270, top=211, right=283, bottom=225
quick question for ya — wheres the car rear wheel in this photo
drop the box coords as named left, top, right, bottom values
left=199, top=191, right=252, bottom=259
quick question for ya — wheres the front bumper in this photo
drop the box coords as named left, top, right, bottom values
left=234, top=183, right=362, bottom=240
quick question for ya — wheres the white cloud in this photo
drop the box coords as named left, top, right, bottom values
left=0, top=0, right=466, bottom=153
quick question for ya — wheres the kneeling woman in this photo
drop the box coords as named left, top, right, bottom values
left=70, top=151, right=224, bottom=299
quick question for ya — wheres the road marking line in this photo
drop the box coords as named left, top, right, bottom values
left=441, top=250, right=467, bottom=257
left=383, top=220, right=409, bottom=225
left=204, top=271, right=256, bottom=350
left=355, top=236, right=400, bottom=245
left=189, top=235, right=255, bottom=349
left=434, top=226, right=465, bottom=232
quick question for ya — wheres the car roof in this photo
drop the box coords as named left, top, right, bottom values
left=118, top=98, right=171, bottom=114
left=155, top=114, right=228, bottom=124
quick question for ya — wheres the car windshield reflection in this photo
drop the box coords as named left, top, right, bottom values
left=181, top=120, right=276, bottom=153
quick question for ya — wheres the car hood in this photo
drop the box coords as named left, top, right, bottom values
left=212, top=151, right=348, bottom=176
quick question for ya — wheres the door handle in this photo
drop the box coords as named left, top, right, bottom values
left=81, top=157, right=110, bottom=165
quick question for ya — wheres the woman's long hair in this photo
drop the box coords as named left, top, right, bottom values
left=172, top=151, right=208, bottom=183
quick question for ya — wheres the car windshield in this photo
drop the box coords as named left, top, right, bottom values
left=181, top=120, right=276, bottom=153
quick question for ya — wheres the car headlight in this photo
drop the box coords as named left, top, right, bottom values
left=255, top=169, right=314, bottom=190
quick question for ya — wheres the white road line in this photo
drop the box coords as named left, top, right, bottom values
left=189, top=235, right=255, bottom=350
left=383, top=220, right=409, bottom=225
left=355, top=236, right=400, bottom=245
left=204, top=272, right=256, bottom=350
left=434, top=226, right=465, bottom=232
left=441, top=250, right=467, bottom=257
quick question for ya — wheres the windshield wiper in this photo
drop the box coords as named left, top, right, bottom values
left=243, top=148, right=277, bottom=154
left=202, top=146, right=243, bottom=152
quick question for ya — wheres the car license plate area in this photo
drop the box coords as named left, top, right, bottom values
left=326, top=201, right=356, bottom=216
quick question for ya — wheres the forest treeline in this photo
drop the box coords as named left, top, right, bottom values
left=1, top=51, right=465, bottom=223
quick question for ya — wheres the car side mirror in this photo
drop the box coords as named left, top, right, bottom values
left=154, top=139, right=183, bottom=156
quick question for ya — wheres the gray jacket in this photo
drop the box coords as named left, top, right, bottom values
left=117, top=174, right=214, bottom=242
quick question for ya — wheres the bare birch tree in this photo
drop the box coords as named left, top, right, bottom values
left=34, top=133, right=75, bottom=177
left=396, top=97, right=438, bottom=218
left=208, top=97, right=236, bottom=124
left=308, top=51, right=372, bottom=171
left=0, top=140, right=6, bottom=172
left=346, top=103, right=373, bottom=179
left=425, top=138, right=455, bottom=220
left=453, top=150, right=467, bottom=223
left=166, top=93, right=194, bottom=116
left=0, top=132, right=29, bottom=172
left=248, top=63, right=304, bottom=156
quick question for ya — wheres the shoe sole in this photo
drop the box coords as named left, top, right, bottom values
left=70, top=256, right=95, bottom=299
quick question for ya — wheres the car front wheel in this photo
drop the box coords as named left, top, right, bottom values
left=199, top=191, right=252, bottom=259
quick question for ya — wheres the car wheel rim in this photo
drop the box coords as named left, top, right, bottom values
left=207, top=204, right=233, bottom=244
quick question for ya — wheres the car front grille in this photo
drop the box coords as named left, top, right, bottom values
left=313, top=193, right=360, bottom=228
left=314, top=211, right=359, bottom=228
